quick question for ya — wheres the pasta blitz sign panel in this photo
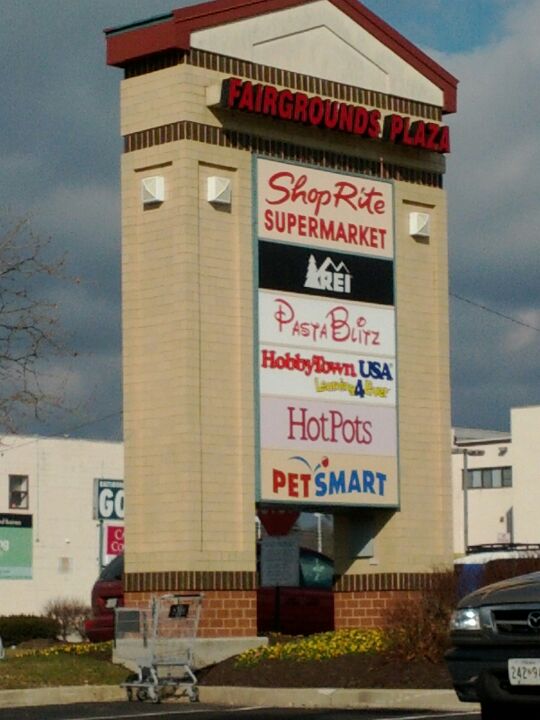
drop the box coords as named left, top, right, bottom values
left=256, top=158, right=398, bottom=508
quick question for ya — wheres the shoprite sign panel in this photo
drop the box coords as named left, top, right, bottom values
left=256, top=158, right=398, bottom=508
left=257, top=158, right=393, bottom=258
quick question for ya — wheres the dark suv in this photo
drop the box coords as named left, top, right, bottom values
left=446, top=571, right=540, bottom=720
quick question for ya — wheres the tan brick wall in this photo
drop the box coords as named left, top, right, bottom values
left=333, top=184, right=452, bottom=576
left=122, top=140, right=256, bottom=575
left=120, top=61, right=445, bottom=176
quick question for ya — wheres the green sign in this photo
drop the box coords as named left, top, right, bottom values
left=0, top=514, right=32, bottom=579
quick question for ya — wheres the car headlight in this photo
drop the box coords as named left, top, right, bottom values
left=450, top=607, right=481, bottom=631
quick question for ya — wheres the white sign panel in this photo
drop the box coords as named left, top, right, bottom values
left=259, top=290, right=395, bottom=356
left=257, top=158, right=393, bottom=259
left=260, top=344, right=396, bottom=405
left=260, top=396, right=397, bottom=456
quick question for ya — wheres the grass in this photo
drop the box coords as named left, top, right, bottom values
left=0, top=642, right=128, bottom=690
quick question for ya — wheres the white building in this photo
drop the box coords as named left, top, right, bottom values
left=0, top=435, right=123, bottom=616
left=452, top=405, right=540, bottom=555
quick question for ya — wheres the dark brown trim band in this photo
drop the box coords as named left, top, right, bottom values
left=125, top=570, right=441, bottom=593
left=334, top=572, right=440, bottom=592
left=125, top=570, right=258, bottom=593
left=123, top=120, right=443, bottom=189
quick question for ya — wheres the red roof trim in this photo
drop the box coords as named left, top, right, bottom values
left=106, top=20, right=180, bottom=66
left=106, top=0, right=458, bottom=113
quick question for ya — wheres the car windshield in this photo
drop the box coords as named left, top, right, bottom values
left=99, top=554, right=124, bottom=581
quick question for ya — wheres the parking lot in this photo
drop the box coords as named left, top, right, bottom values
left=0, top=702, right=480, bottom=720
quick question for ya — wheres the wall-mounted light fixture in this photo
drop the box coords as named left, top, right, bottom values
left=409, top=211, right=431, bottom=239
left=207, top=176, right=232, bottom=205
left=141, top=176, right=165, bottom=206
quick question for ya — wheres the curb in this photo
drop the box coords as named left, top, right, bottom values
left=0, top=685, right=125, bottom=709
left=0, top=684, right=477, bottom=712
left=199, top=686, right=477, bottom=711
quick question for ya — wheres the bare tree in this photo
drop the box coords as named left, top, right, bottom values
left=0, top=213, right=74, bottom=431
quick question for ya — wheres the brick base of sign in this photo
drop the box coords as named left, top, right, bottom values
left=124, top=590, right=258, bottom=638
left=124, top=572, right=439, bottom=634
left=333, top=589, right=421, bottom=628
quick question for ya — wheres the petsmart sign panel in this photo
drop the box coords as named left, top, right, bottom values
left=261, top=449, right=398, bottom=507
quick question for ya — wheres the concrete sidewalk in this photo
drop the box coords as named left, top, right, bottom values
left=0, top=684, right=478, bottom=712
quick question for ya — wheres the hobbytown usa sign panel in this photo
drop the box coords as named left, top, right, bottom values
left=256, top=158, right=398, bottom=508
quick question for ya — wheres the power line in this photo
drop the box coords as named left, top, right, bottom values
left=57, top=409, right=123, bottom=437
left=450, top=292, right=540, bottom=334
left=0, top=409, right=123, bottom=454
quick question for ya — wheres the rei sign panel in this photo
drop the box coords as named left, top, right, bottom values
left=256, top=157, right=398, bottom=508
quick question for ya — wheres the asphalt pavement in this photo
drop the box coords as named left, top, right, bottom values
left=0, top=705, right=482, bottom=720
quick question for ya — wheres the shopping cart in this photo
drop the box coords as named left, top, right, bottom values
left=115, top=593, right=203, bottom=703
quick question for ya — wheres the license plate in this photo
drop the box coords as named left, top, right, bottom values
left=509, top=658, right=540, bottom=685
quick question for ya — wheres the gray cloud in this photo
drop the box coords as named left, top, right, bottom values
left=2, top=0, right=539, bottom=438
left=439, top=0, right=540, bottom=429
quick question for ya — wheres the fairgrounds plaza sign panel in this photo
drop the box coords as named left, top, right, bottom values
left=256, top=158, right=398, bottom=508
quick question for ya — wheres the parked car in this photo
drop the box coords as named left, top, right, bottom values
left=446, top=570, right=540, bottom=720
left=84, top=547, right=334, bottom=642
left=84, top=554, right=123, bottom=642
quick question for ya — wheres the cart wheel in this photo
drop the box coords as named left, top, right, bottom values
left=136, top=688, right=148, bottom=702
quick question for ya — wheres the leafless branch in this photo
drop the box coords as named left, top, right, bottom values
left=0, top=213, right=75, bottom=431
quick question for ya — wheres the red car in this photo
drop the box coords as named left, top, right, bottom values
left=85, top=548, right=334, bottom=642
left=84, top=554, right=123, bottom=642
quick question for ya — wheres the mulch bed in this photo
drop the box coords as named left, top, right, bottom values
left=198, top=653, right=453, bottom=689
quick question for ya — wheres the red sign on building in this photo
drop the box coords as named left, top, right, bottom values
left=106, top=525, right=124, bottom=556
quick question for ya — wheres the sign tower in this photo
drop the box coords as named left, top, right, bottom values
left=107, top=0, right=458, bottom=635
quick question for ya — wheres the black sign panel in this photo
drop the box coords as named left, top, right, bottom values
left=0, top=513, right=32, bottom=528
left=258, top=241, right=394, bottom=305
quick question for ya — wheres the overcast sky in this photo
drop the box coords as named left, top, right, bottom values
left=1, top=0, right=538, bottom=439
